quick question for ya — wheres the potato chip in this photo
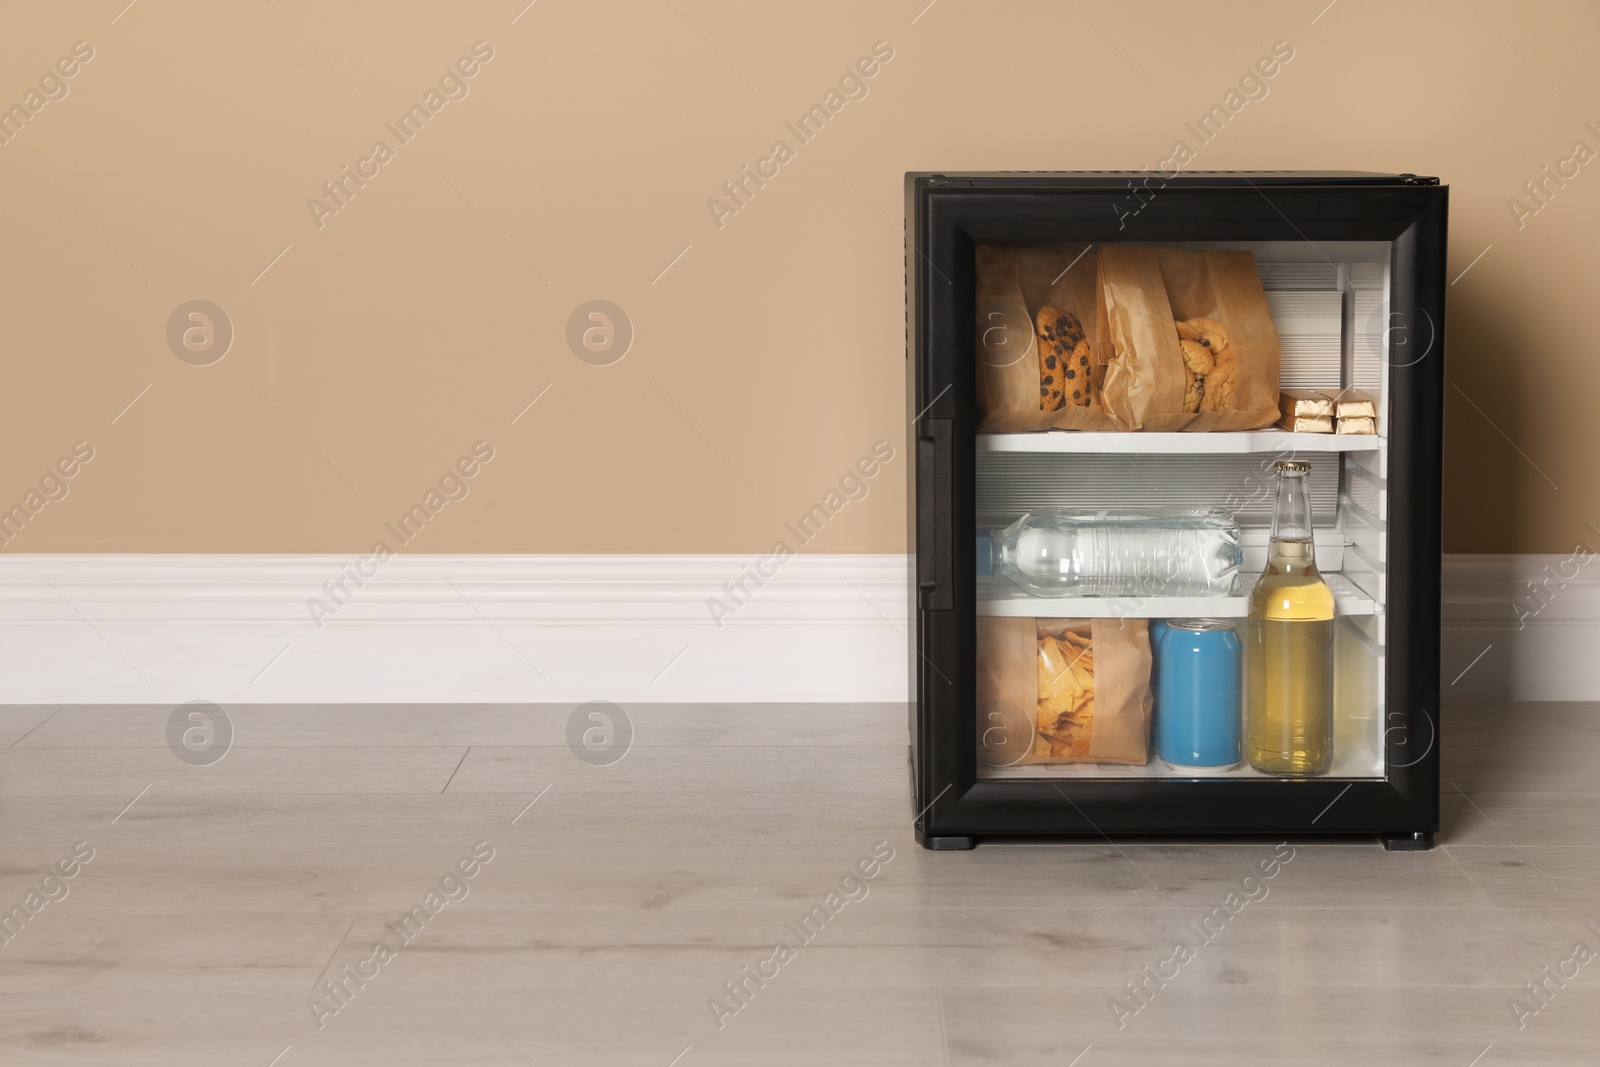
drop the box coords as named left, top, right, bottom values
left=1069, top=658, right=1095, bottom=694
left=1039, top=647, right=1084, bottom=710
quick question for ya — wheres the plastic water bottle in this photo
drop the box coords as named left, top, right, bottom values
left=977, top=508, right=1242, bottom=598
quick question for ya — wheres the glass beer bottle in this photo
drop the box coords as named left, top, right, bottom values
left=1246, top=460, right=1335, bottom=776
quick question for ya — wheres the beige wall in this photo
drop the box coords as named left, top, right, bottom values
left=0, top=0, right=1593, bottom=555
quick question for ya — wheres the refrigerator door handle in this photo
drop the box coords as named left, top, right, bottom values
left=917, top=419, right=953, bottom=611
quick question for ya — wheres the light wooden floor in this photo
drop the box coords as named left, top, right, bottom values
left=0, top=702, right=1596, bottom=1066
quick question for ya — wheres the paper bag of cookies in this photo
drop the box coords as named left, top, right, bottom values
left=977, top=617, right=1153, bottom=766
left=975, top=244, right=1123, bottom=432
left=1098, top=246, right=1282, bottom=431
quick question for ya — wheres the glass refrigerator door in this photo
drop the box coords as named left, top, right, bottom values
left=974, top=240, right=1392, bottom=783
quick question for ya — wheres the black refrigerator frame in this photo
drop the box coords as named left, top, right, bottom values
left=906, top=171, right=1447, bottom=851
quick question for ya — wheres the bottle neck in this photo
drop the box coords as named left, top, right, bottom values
left=1270, top=471, right=1316, bottom=562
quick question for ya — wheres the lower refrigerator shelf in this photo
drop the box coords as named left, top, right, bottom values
left=978, top=748, right=1384, bottom=781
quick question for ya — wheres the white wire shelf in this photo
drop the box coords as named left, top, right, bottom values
left=976, top=572, right=1377, bottom=618
left=977, top=431, right=1383, bottom=455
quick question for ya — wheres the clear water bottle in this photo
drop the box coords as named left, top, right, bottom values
left=977, top=508, right=1242, bottom=598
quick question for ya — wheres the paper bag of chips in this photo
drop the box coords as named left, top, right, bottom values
left=977, top=617, right=1153, bottom=766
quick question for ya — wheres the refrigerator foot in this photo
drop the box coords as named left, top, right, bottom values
left=916, top=828, right=977, bottom=851
left=1382, top=831, right=1435, bottom=852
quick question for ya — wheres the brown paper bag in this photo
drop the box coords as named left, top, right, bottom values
left=1099, top=246, right=1282, bottom=431
left=1157, top=247, right=1283, bottom=430
left=1097, top=246, right=1182, bottom=430
left=976, top=245, right=1123, bottom=432
left=978, top=617, right=1153, bottom=766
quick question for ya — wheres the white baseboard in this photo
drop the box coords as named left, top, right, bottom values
left=0, top=553, right=1590, bottom=703
left=1441, top=553, right=1600, bottom=702
left=0, top=555, right=910, bottom=704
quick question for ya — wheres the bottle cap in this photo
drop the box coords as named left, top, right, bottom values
left=976, top=529, right=994, bottom=578
left=1168, top=618, right=1237, bottom=632
left=1275, top=460, right=1311, bottom=473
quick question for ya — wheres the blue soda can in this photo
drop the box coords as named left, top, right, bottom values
left=1148, top=620, right=1170, bottom=680
left=1155, top=619, right=1241, bottom=768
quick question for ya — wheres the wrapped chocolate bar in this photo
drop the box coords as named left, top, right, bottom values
left=1331, top=388, right=1378, bottom=419
left=1331, top=389, right=1378, bottom=434
left=1278, top=389, right=1334, bottom=432
left=1284, top=415, right=1333, bottom=433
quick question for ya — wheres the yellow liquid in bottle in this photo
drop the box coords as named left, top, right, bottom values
left=1246, top=538, right=1335, bottom=776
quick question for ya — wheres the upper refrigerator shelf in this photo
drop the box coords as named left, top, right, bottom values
left=977, top=431, right=1383, bottom=455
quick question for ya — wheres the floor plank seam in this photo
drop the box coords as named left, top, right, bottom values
left=7, top=705, right=65, bottom=748
left=440, top=747, right=472, bottom=794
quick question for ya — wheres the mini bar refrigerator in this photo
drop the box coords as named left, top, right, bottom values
left=906, top=172, right=1446, bottom=850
